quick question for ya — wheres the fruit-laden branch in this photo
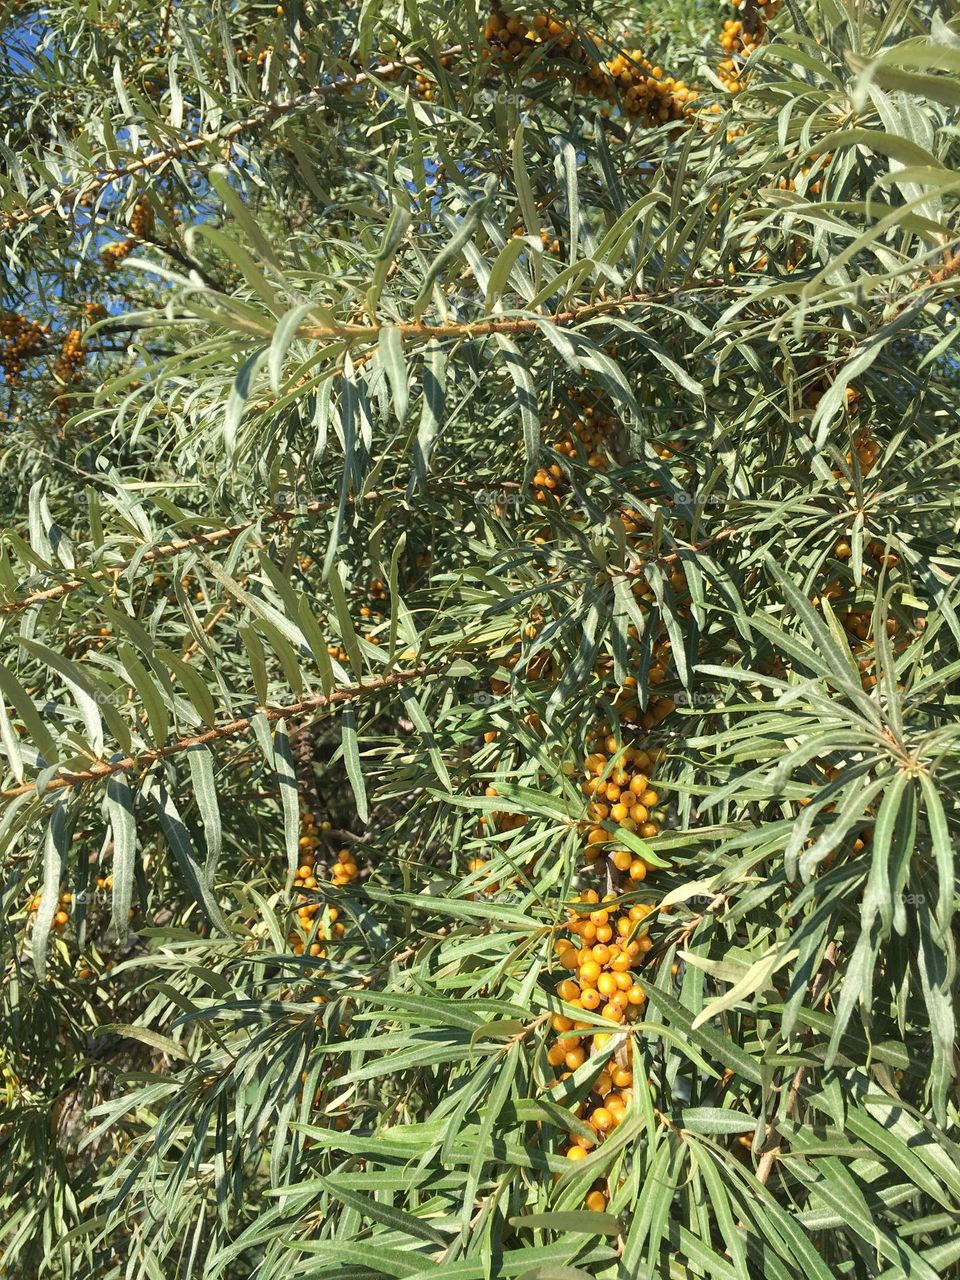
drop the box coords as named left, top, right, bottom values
left=0, top=666, right=428, bottom=801
left=0, top=49, right=461, bottom=230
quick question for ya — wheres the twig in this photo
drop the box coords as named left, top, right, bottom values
left=0, top=666, right=428, bottom=801
left=755, top=942, right=837, bottom=1185
left=1, top=50, right=462, bottom=229
left=0, top=520, right=254, bottom=616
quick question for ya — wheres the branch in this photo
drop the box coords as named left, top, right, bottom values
left=0, top=666, right=428, bottom=801
left=1, top=50, right=461, bottom=230
left=0, top=478, right=510, bottom=617
left=0, top=492, right=735, bottom=620
left=755, top=942, right=837, bottom=1186
left=0, top=520, right=254, bottom=616
left=300, top=285, right=725, bottom=344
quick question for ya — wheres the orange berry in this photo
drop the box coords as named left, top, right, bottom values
left=606, top=1095, right=626, bottom=1120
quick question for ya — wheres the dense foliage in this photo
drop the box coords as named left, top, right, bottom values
left=2, top=0, right=960, bottom=1276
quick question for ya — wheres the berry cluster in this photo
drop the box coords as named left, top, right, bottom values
left=358, top=577, right=386, bottom=620
left=556, top=390, right=615, bottom=471
left=530, top=389, right=615, bottom=503
left=101, top=196, right=155, bottom=269
left=130, top=196, right=154, bottom=240
left=716, top=1, right=779, bottom=93
left=530, top=461, right=567, bottom=503
left=596, top=49, right=697, bottom=125
left=581, top=736, right=663, bottom=876
left=414, top=53, right=457, bottom=101
left=26, top=890, right=73, bottom=931
left=330, top=846, right=360, bottom=887
left=483, top=10, right=696, bottom=125
left=64, top=624, right=112, bottom=658
left=236, top=42, right=307, bottom=69
left=478, top=784, right=528, bottom=837
left=817, top=535, right=905, bottom=691
left=101, top=240, right=135, bottom=271
left=775, top=151, right=831, bottom=196
left=146, top=570, right=206, bottom=606
left=288, top=810, right=356, bottom=955
left=26, top=875, right=138, bottom=939
left=0, top=312, right=48, bottom=383
left=53, top=328, right=85, bottom=383
left=546, top=892, right=659, bottom=1203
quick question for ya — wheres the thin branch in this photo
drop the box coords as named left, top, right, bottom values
left=0, top=498, right=735, bottom=619
left=1, top=50, right=462, bottom=230
left=0, top=520, right=254, bottom=616
left=755, top=942, right=837, bottom=1186
left=0, top=666, right=428, bottom=801
left=300, top=285, right=725, bottom=344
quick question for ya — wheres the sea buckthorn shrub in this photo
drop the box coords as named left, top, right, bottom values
left=1, top=1, right=960, bottom=1278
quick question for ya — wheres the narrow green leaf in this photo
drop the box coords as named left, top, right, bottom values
left=187, top=746, right=222, bottom=888
left=105, top=773, right=137, bottom=939
left=378, top=324, right=409, bottom=424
